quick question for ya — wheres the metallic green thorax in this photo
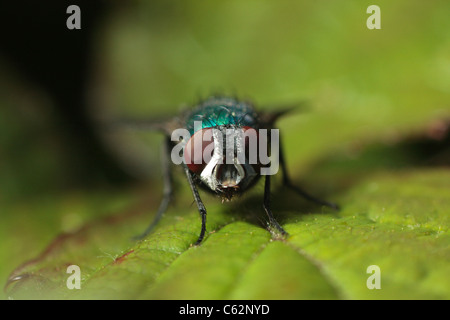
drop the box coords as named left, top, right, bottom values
left=185, top=97, right=260, bottom=135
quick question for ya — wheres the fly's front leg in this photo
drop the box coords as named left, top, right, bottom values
left=263, top=174, right=288, bottom=236
left=184, top=166, right=207, bottom=245
left=133, top=136, right=174, bottom=240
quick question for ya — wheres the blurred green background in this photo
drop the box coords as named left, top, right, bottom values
left=0, top=0, right=449, bottom=299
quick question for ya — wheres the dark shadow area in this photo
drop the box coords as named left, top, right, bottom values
left=0, top=0, right=134, bottom=194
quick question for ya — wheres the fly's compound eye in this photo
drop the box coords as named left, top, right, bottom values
left=184, top=128, right=215, bottom=174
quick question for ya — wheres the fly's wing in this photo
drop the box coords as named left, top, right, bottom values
left=99, top=115, right=183, bottom=136
left=258, top=100, right=309, bottom=128
left=95, top=114, right=184, bottom=179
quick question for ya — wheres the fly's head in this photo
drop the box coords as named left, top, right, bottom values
left=184, top=125, right=261, bottom=201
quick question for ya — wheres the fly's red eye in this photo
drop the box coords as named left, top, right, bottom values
left=184, top=128, right=215, bottom=173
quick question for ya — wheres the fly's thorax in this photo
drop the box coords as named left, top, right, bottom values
left=184, top=97, right=260, bottom=136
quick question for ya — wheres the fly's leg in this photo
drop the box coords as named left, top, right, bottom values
left=184, top=166, right=207, bottom=245
left=279, top=140, right=339, bottom=210
left=133, top=136, right=173, bottom=240
left=263, top=174, right=288, bottom=236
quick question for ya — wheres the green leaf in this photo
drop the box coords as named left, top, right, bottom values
left=4, top=168, right=449, bottom=300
